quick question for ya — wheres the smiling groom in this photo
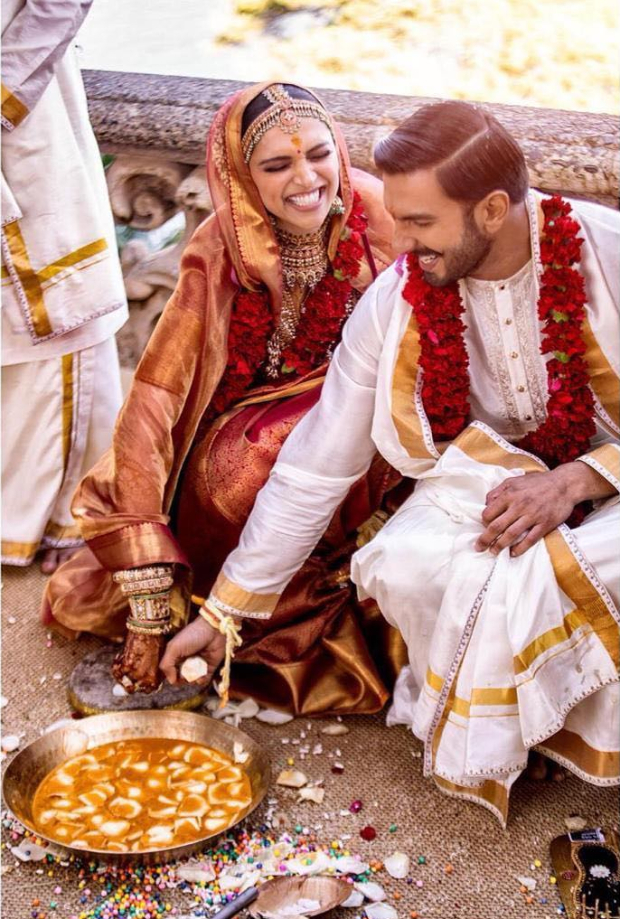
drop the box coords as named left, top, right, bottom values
left=163, top=101, right=620, bottom=824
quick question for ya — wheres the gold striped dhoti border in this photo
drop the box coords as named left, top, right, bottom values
left=1, top=83, right=28, bottom=128
left=1, top=229, right=109, bottom=337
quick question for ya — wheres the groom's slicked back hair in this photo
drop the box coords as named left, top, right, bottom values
left=374, top=101, right=529, bottom=205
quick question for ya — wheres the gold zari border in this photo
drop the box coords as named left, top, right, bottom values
left=539, top=728, right=619, bottom=780
left=43, top=520, right=82, bottom=543
left=38, top=238, right=108, bottom=282
left=434, top=775, right=509, bottom=825
left=3, top=221, right=51, bottom=336
left=211, top=571, right=280, bottom=616
left=1, top=82, right=28, bottom=127
left=582, top=443, right=620, bottom=486
left=453, top=424, right=546, bottom=473
left=1, top=233, right=109, bottom=338
left=583, top=316, right=620, bottom=429
left=426, top=668, right=518, bottom=719
left=1, top=539, right=39, bottom=560
left=61, top=353, right=74, bottom=471
left=391, top=312, right=437, bottom=459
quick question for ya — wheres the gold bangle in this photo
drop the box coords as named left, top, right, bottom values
left=118, top=576, right=174, bottom=596
left=198, top=602, right=242, bottom=706
left=128, top=592, right=171, bottom=622
left=126, top=618, right=172, bottom=636
left=114, top=565, right=172, bottom=584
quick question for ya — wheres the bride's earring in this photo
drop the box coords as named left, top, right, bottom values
left=329, top=194, right=345, bottom=216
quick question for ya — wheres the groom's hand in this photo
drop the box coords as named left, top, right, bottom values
left=475, top=462, right=615, bottom=558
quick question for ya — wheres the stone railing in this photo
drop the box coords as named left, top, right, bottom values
left=83, top=71, right=620, bottom=368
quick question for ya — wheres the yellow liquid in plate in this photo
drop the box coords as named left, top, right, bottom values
left=32, top=738, right=253, bottom=853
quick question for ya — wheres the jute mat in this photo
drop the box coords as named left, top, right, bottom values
left=2, top=563, right=617, bottom=919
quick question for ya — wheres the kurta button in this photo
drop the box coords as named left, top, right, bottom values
left=510, top=351, right=519, bottom=358
left=504, top=318, right=513, bottom=325
left=517, top=385, right=525, bottom=392
left=525, top=414, right=532, bottom=421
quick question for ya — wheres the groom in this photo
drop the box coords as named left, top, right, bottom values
left=163, top=101, right=620, bottom=823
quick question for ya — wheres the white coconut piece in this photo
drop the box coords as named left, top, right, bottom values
left=332, top=856, right=370, bottom=875
left=354, top=881, right=386, bottom=902
left=237, top=698, right=260, bottom=719
left=1, top=734, right=21, bottom=753
left=276, top=769, right=308, bottom=789
left=233, top=741, right=250, bottom=764
left=286, top=851, right=332, bottom=875
left=180, top=656, right=209, bottom=683
left=147, top=824, right=174, bottom=845
left=256, top=709, right=295, bottom=725
left=211, top=701, right=241, bottom=721
left=100, top=819, right=131, bottom=838
left=0, top=696, right=8, bottom=708
left=108, top=797, right=143, bottom=819
left=516, top=876, right=537, bottom=891
left=219, top=874, right=247, bottom=891
left=364, top=904, right=398, bottom=919
left=321, top=723, right=349, bottom=736
left=175, top=862, right=217, bottom=884
left=342, top=891, right=365, bottom=909
left=63, top=730, right=89, bottom=758
left=298, top=786, right=325, bottom=804
left=9, top=840, right=47, bottom=862
left=384, top=852, right=410, bottom=879
left=112, top=683, right=128, bottom=698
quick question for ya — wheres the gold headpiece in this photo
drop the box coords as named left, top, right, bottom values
left=241, top=84, right=335, bottom=163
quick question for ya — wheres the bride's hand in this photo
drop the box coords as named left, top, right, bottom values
left=160, top=617, right=226, bottom=686
left=111, top=632, right=165, bottom=693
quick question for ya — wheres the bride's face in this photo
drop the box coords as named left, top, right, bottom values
left=249, top=118, right=340, bottom=235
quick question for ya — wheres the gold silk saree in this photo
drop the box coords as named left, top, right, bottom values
left=43, top=82, right=407, bottom=714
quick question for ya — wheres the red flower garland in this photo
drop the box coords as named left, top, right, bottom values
left=402, top=195, right=596, bottom=469
left=210, top=192, right=368, bottom=415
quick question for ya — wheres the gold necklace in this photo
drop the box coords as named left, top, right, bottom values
left=265, top=221, right=330, bottom=378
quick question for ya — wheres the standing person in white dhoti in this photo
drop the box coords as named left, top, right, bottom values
left=160, top=101, right=619, bottom=825
left=1, top=0, right=128, bottom=572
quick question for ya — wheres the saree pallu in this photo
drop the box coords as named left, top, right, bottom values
left=175, top=377, right=407, bottom=715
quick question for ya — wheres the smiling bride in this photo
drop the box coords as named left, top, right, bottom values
left=43, top=81, right=407, bottom=711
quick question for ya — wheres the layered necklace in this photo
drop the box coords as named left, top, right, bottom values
left=401, top=195, right=596, bottom=469
left=265, top=221, right=331, bottom=379
left=209, top=191, right=369, bottom=417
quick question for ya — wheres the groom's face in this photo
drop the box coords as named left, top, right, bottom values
left=383, top=168, right=491, bottom=286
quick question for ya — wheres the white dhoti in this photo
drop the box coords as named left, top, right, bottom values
left=1, top=337, right=123, bottom=565
left=204, top=198, right=620, bottom=822
left=352, top=445, right=620, bottom=824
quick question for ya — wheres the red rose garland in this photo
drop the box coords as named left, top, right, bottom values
left=402, top=195, right=596, bottom=469
left=210, top=192, right=368, bottom=415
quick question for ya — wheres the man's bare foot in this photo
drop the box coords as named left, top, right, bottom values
left=40, top=547, right=80, bottom=575
left=526, top=751, right=566, bottom=782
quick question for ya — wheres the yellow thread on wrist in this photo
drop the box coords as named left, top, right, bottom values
left=198, top=602, right=242, bottom=705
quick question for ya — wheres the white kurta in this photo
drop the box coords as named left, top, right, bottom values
left=207, top=192, right=620, bottom=822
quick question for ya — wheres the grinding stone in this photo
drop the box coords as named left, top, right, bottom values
left=68, top=645, right=208, bottom=715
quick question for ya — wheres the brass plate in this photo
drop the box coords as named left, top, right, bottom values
left=2, top=709, right=270, bottom=863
